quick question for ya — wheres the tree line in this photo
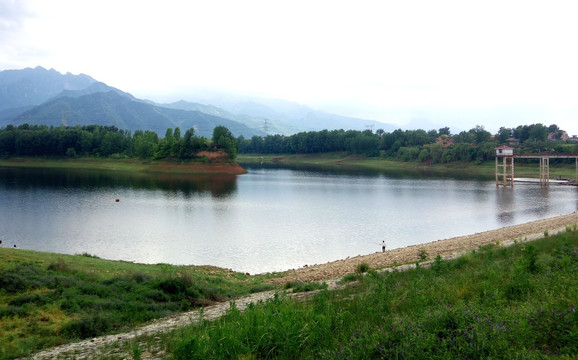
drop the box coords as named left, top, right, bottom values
left=238, top=123, right=578, bottom=163
left=0, top=124, right=239, bottom=160
left=1, top=122, right=576, bottom=164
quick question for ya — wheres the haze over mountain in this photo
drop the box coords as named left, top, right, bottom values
left=0, top=67, right=396, bottom=138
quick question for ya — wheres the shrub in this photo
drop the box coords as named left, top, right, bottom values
left=131, top=272, right=151, bottom=284
left=356, top=262, right=370, bottom=274
left=8, top=293, right=50, bottom=307
left=78, top=252, right=100, bottom=259
left=0, top=273, right=28, bottom=292
left=156, top=277, right=191, bottom=296
left=249, top=284, right=275, bottom=293
left=0, top=262, right=43, bottom=292
left=417, top=248, right=428, bottom=261
left=284, top=281, right=327, bottom=293
left=340, top=273, right=358, bottom=283
left=523, top=243, right=540, bottom=273
left=0, top=305, right=30, bottom=318
left=61, top=314, right=113, bottom=339
left=47, top=259, right=71, bottom=273
left=432, top=255, right=444, bottom=274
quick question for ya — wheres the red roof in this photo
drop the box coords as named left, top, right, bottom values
left=495, top=145, right=514, bottom=149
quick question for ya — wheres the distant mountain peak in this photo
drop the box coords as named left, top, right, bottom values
left=0, top=66, right=97, bottom=112
left=1, top=67, right=397, bottom=137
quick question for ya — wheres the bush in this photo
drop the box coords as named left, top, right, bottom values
left=249, top=284, right=276, bottom=293
left=47, top=259, right=71, bottom=273
left=156, top=277, right=192, bottom=296
left=8, top=293, right=50, bottom=307
left=78, top=252, right=100, bottom=259
left=0, top=262, right=43, bottom=292
left=523, top=243, right=540, bottom=273
left=356, top=262, right=370, bottom=274
left=340, top=273, right=358, bottom=283
left=432, top=255, right=444, bottom=274
left=61, top=314, right=113, bottom=339
left=0, top=305, right=29, bottom=318
left=418, top=248, right=428, bottom=261
left=284, top=281, right=327, bottom=293
left=131, top=272, right=152, bottom=284
left=0, top=273, right=28, bottom=292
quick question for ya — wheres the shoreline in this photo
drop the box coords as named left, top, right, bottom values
left=269, top=211, right=578, bottom=284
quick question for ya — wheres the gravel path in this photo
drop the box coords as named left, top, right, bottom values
left=29, top=212, right=578, bottom=359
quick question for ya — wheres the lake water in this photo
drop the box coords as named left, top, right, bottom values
left=1, top=165, right=577, bottom=274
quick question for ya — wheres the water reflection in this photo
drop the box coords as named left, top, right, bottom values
left=496, top=186, right=515, bottom=224
left=240, top=162, right=496, bottom=181
left=0, top=167, right=238, bottom=198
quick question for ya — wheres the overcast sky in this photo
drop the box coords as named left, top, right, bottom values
left=1, top=0, right=577, bottom=135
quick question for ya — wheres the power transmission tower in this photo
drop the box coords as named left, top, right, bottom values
left=263, top=119, right=270, bottom=135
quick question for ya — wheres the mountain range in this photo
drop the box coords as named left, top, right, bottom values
left=0, top=66, right=395, bottom=138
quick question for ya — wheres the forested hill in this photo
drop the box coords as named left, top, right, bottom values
left=10, top=91, right=257, bottom=138
left=1, top=67, right=393, bottom=138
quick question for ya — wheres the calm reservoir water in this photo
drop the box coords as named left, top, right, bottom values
left=1, top=165, right=577, bottom=273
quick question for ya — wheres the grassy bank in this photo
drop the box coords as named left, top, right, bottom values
left=238, top=153, right=578, bottom=179
left=0, top=157, right=247, bottom=175
left=139, top=230, right=577, bottom=359
left=0, top=249, right=276, bottom=359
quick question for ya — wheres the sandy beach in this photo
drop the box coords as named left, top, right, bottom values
left=270, top=211, right=578, bottom=284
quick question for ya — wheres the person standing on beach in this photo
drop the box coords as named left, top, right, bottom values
left=382, top=240, right=386, bottom=252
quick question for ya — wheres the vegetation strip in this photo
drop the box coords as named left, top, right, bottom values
left=0, top=252, right=275, bottom=359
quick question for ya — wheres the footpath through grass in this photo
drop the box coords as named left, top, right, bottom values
left=0, top=250, right=276, bottom=359
left=158, top=231, right=578, bottom=359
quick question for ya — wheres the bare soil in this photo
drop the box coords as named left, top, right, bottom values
left=268, top=211, right=578, bottom=285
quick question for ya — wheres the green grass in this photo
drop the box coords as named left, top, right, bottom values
left=147, top=231, right=578, bottom=359
left=0, top=156, right=245, bottom=175
left=0, top=249, right=277, bottom=359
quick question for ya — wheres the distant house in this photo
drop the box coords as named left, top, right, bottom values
left=507, top=137, right=519, bottom=146
left=568, top=135, right=578, bottom=142
left=495, top=145, right=514, bottom=156
left=548, top=130, right=568, bottom=141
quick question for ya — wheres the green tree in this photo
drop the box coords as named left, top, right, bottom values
left=429, top=143, right=444, bottom=163
left=497, top=127, right=512, bottom=144
left=133, top=131, right=158, bottom=159
left=529, top=123, right=549, bottom=141
left=212, top=126, right=238, bottom=159
left=438, top=127, right=451, bottom=136
left=470, top=125, right=491, bottom=144
left=154, top=128, right=175, bottom=159
left=100, top=132, right=128, bottom=156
